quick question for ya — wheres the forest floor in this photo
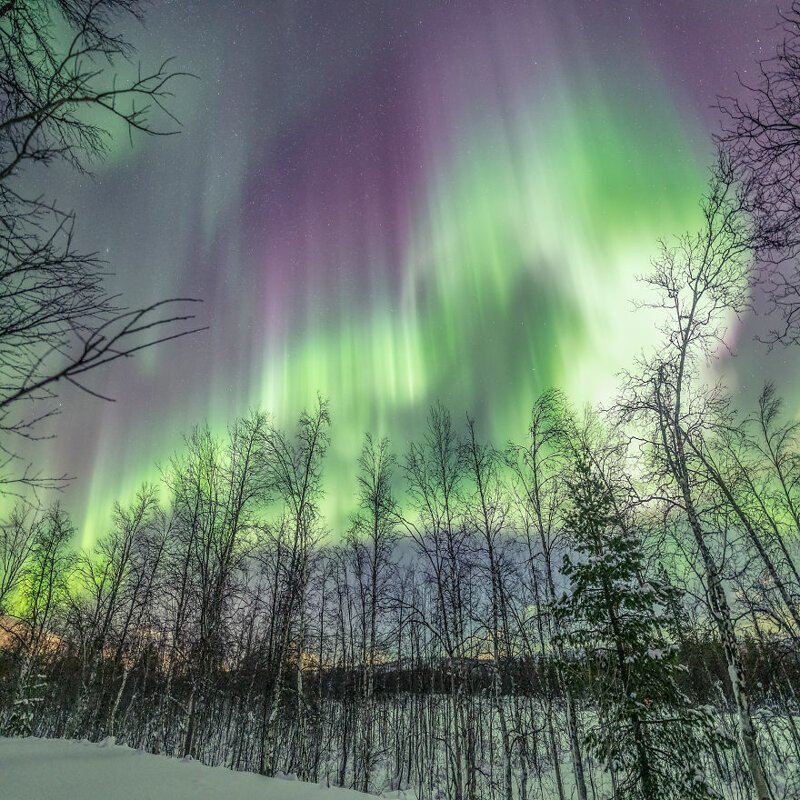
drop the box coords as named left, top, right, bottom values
left=0, top=736, right=383, bottom=800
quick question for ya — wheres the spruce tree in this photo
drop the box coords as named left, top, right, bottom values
left=554, top=455, right=731, bottom=800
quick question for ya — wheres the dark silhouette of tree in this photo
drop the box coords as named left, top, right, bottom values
left=346, top=433, right=398, bottom=793
left=506, top=391, right=590, bottom=800
left=0, top=0, right=204, bottom=496
left=259, top=398, right=330, bottom=776
left=618, top=156, right=774, bottom=799
left=719, top=1, right=800, bottom=344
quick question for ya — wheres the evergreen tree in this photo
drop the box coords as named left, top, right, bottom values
left=554, top=456, right=732, bottom=800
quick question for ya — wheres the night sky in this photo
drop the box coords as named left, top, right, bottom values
left=37, top=0, right=794, bottom=542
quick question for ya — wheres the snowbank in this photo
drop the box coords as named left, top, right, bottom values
left=0, top=736, right=372, bottom=800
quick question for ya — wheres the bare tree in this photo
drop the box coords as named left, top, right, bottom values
left=506, top=391, right=588, bottom=800
left=1, top=503, right=73, bottom=734
left=719, top=1, right=800, bottom=344
left=346, top=433, right=398, bottom=792
left=461, top=415, right=516, bottom=800
left=618, top=154, right=773, bottom=799
left=0, top=0, right=203, bottom=493
left=162, top=414, right=268, bottom=759
left=0, top=505, right=37, bottom=612
left=401, top=404, right=478, bottom=800
left=259, top=398, right=330, bottom=776
left=68, top=486, right=158, bottom=735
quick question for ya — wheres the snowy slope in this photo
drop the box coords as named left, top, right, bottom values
left=0, top=736, right=375, bottom=800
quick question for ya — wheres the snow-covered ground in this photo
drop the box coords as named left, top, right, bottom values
left=0, top=736, right=376, bottom=800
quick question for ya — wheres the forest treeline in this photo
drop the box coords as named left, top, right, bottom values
left=0, top=368, right=799, bottom=800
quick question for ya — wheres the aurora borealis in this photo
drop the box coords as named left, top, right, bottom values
left=37, top=0, right=791, bottom=542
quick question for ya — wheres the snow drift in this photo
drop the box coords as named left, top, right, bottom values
left=0, top=736, right=375, bottom=800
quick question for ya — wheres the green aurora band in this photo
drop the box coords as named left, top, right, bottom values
left=76, top=82, right=707, bottom=541
left=26, top=2, right=782, bottom=545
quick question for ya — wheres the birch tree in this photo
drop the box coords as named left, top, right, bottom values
left=618, top=154, right=772, bottom=799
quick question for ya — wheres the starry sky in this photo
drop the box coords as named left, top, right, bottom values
left=34, top=0, right=796, bottom=542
